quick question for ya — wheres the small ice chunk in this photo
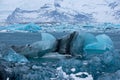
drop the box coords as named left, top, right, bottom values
left=71, top=68, right=76, bottom=72
left=3, top=49, right=28, bottom=63
left=32, top=65, right=41, bottom=70
left=56, top=66, right=93, bottom=80
left=0, top=43, right=28, bottom=62
left=57, top=66, right=69, bottom=79
left=7, top=77, right=9, bottom=80
left=70, top=72, right=93, bottom=80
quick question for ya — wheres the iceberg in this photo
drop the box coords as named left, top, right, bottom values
left=0, top=43, right=28, bottom=62
left=70, top=32, right=97, bottom=56
left=96, top=34, right=114, bottom=50
left=58, top=32, right=75, bottom=54
left=84, top=42, right=108, bottom=54
left=84, top=34, right=114, bottom=54
left=20, top=33, right=57, bottom=58
left=1, top=23, right=41, bottom=32
left=3, top=49, right=28, bottom=63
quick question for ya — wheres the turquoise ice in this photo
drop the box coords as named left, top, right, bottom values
left=84, top=34, right=114, bottom=54
left=70, top=32, right=97, bottom=56
left=1, top=23, right=41, bottom=32
left=20, top=33, right=57, bottom=58
left=3, top=48, right=28, bottom=62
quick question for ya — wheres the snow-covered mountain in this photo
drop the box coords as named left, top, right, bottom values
left=4, top=0, right=120, bottom=23
left=6, top=3, right=93, bottom=23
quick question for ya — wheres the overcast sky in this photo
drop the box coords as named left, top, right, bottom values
left=0, top=0, right=55, bottom=11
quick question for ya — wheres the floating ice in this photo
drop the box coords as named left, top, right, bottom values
left=58, top=32, right=75, bottom=54
left=20, top=33, right=57, bottom=58
left=56, top=66, right=93, bottom=80
left=1, top=23, right=41, bottom=32
left=98, top=70, right=120, bottom=80
left=42, top=52, right=66, bottom=59
left=70, top=32, right=97, bottom=56
left=3, top=49, right=28, bottom=63
left=96, top=34, right=114, bottom=50
left=0, top=43, right=28, bottom=62
left=101, top=51, right=120, bottom=72
left=71, top=68, right=76, bottom=72
left=70, top=72, right=93, bottom=80
left=84, top=42, right=108, bottom=54
left=101, top=51, right=114, bottom=65
left=84, top=34, right=114, bottom=54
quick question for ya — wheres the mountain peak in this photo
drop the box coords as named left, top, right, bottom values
left=6, top=2, right=93, bottom=24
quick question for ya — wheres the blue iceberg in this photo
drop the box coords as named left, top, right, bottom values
left=70, top=32, right=97, bottom=56
left=3, top=49, right=28, bottom=63
left=84, top=34, right=114, bottom=54
left=1, top=23, right=41, bottom=32
left=96, top=34, right=114, bottom=50
left=20, top=33, right=57, bottom=58
left=0, top=43, right=28, bottom=62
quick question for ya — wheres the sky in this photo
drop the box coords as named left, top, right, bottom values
left=0, top=0, right=55, bottom=11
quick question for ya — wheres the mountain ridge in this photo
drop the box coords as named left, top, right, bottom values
left=4, top=0, right=120, bottom=23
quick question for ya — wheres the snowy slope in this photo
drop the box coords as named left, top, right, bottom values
left=0, top=0, right=120, bottom=23
left=60, top=0, right=120, bottom=23
left=6, top=4, right=93, bottom=23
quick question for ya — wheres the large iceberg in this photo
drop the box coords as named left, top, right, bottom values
left=84, top=34, right=114, bottom=54
left=58, top=32, right=75, bottom=54
left=96, top=34, right=114, bottom=49
left=70, top=32, right=97, bottom=56
left=20, top=33, right=57, bottom=58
